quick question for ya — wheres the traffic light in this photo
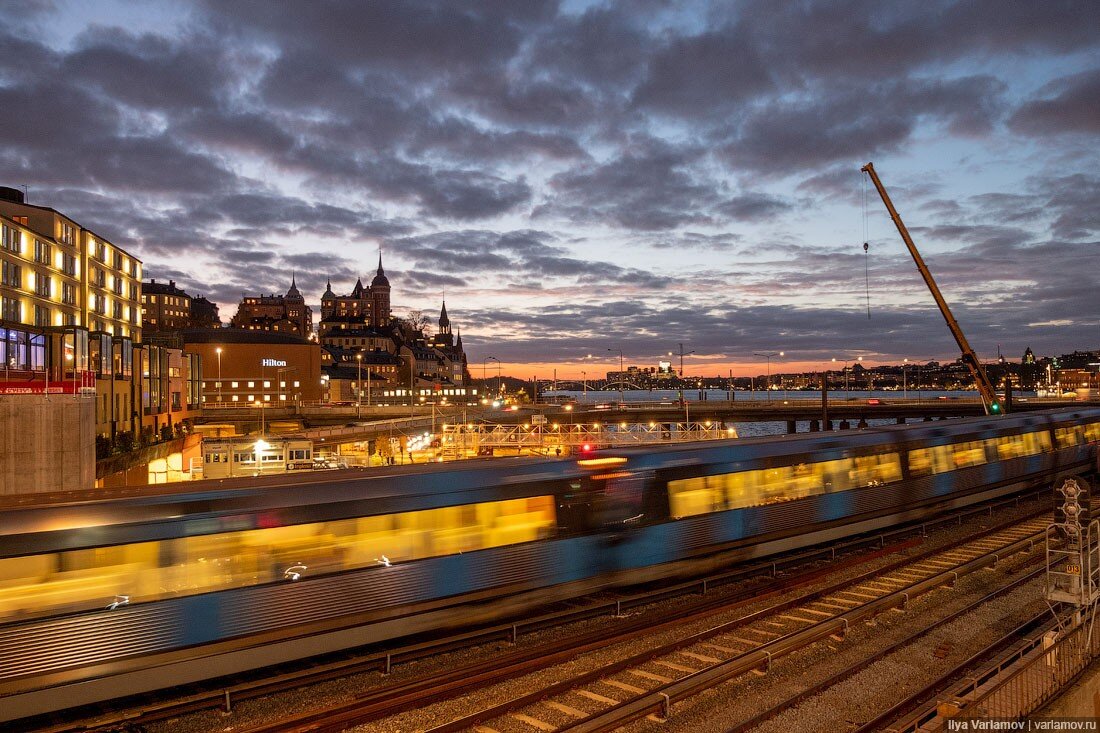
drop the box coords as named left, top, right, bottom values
left=990, top=400, right=1002, bottom=414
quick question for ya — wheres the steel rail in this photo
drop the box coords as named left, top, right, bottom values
left=237, top=508, right=1049, bottom=733
left=547, top=523, right=1050, bottom=733
left=724, top=563, right=1048, bottom=732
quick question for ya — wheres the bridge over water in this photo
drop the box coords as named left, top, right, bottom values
left=196, top=396, right=1097, bottom=450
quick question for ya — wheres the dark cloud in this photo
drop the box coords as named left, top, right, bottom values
left=632, top=26, right=773, bottom=118
left=1009, top=68, right=1100, bottom=137
left=0, top=1, right=1095, bottom=367
left=62, top=27, right=225, bottom=111
left=716, top=193, right=794, bottom=223
left=536, top=138, right=716, bottom=230
left=722, top=76, right=1006, bottom=175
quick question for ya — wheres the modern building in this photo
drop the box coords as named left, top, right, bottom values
left=181, top=328, right=323, bottom=405
left=230, top=277, right=312, bottom=337
left=0, top=321, right=98, bottom=493
left=0, top=186, right=141, bottom=339
left=200, top=436, right=315, bottom=479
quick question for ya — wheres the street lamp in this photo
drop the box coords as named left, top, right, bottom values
left=831, top=356, right=862, bottom=396
left=356, top=353, right=363, bottom=419
left=902, top=358, right=908, bottom=401
left=671, top=343, right=694, bottom=403
left=483, top=356, right=499, bottom=396
left=753, top=351, right=784, bottom=403
left=215, top=347, right=222, bottom=405
left=608, top=348, right=624, bottom=405
left=255, top=399, right=266, bottom=436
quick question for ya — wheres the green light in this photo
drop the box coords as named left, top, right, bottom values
left=991, top=401, right=1002, bottom=414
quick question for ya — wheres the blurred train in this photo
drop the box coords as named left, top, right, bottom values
left=1, top=407, right=1098, bottom=722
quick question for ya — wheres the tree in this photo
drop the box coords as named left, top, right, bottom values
left=400, top=309, right=431, bottom=337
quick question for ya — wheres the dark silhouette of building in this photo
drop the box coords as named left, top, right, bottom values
left=190, top=295, right=220, bottom=328
left=230, top=276, right=312, bottom=337
left=319, top=253, right=392, bottom=334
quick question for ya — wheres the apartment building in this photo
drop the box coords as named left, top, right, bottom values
left=0, top=186, right=141, bottom=340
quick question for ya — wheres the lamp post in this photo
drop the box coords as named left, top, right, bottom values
left=902, top=358, right=908, bottom=401
left=753, top=351, right=783, bottom=404
left=581, top=370, right=587, bottom=402
left=608, top=348, right=624, bottom=405
left=215, top=347, right=222, bottom=405
left=255, top=399, right=266, bottom=436
left=483, top=356, right=499, bottom=397
left=356, top=353, right=363, bottom=419
left=831, top=356, right=862, bottom=396
left=670, top=343, right=694, bottom=403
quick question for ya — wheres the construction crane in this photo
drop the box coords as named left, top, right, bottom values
left=861, top=162, right=1003, bottom=415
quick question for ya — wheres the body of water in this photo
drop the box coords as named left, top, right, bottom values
left=539, top=388, right=1041, bottom=439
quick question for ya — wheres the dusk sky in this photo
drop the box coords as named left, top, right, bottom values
left=1, top=1, right=1097, bottom=379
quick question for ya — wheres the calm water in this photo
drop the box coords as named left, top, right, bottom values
left=541, top=388, right=1038, bottom=439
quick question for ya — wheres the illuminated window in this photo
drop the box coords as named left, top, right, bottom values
left=0, top=224, right=21, bottom=253
left=33, top=239, right=50, bottom=264
left=0, top=261, right=20, bottom=287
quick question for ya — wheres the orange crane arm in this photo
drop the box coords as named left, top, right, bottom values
left=860, top=162, right=1002, bottom=415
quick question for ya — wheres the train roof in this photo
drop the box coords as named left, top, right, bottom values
left=1, top=406, right=1096, bottom=557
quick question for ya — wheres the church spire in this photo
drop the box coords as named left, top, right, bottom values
left=371, top=250, right=390, bottom=287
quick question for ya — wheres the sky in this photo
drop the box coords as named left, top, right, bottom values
left=0, top=1, right=1097, bottom=379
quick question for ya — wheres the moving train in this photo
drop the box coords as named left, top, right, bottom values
left=1, top=407, right=1098, bottom=722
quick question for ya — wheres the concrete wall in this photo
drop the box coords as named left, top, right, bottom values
left=0, top=394, right=95, bottom=494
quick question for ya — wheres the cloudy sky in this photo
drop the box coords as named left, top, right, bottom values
left=1, top=1, right=1097, bottom=379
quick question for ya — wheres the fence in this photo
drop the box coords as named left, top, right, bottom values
left=954, top=611, right=1100, bottom=723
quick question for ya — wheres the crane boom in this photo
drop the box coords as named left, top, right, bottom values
left=860, top=162, right=1002, bottom=415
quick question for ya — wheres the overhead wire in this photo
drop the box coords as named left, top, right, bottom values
left=862, top=172, right=870, bottom=318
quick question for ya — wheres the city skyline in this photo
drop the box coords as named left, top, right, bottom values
left=1, top=1, right=1097, bottom=378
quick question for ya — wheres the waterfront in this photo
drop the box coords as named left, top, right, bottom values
left=542, top=388, right=1048, bottom=438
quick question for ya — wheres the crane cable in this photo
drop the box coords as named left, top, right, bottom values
left=862, top=173, right=870, bottom=319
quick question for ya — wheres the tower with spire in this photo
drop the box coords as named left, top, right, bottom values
left=317, top=252, right=394, bottom=338
left=370, top=253, right=391, bottom=328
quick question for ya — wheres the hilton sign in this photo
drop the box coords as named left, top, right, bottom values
left=261, top=358, right=288, bottom=367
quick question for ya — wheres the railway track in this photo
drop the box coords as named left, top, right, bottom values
left=421, top=517, right=1050, bottom=733
left=874, top=611, right=1067, bottom=732
left=230, top=513, right=1051, bottom=733
left=37, top=493, right=1044, bottom=733
left=726, top=566, right=1053, bottom=733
